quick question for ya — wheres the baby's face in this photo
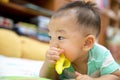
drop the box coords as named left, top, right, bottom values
left=48, top=15, right=86, bottom=62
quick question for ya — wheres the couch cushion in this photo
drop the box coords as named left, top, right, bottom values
left=0, top=29, right=21, bottom=57
left=20, top=36, right=49, bottom=60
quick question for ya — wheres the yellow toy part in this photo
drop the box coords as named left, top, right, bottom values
left=55, top=54, right=71, bottom=74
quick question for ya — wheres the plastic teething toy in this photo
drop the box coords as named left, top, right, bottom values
left=55, top=54, right=71, bottom=74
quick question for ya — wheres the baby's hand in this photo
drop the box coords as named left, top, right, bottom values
left=40, top=47, right=64, bottom=79
left=75, top=71, right=93, bottom=80
left=45, top=47, right=63, bottom=65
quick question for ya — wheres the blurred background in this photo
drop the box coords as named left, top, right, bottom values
left=0, top=0, right=120, bottom=78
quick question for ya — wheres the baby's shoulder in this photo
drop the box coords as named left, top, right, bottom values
left=93, top=43, right=108, bottom=52
left=91, top=43, right=110, bottom=55
left=89, top=43, right=111, bottom=61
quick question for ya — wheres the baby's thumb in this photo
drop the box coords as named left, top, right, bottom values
left=75, top=71, right=81, bottom=77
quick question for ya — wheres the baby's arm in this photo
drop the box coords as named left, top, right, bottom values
left=75, top=70, right=120, bottom=80
left=39, top=47, right=62, bottom=79
left=40, top=60, right=58, bottom=79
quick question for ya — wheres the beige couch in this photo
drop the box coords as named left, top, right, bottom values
left=0, top=28, right=49, bottom=60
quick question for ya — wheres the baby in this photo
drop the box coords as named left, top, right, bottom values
left=40, top=1, right=120, bottom=80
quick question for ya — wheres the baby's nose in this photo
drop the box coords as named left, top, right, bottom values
left=50, top=40, right=59, bottom=48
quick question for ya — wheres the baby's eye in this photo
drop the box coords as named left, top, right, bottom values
left=58, top=36, right=64, bottom=40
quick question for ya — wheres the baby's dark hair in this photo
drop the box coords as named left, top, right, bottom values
left=52, top=1, right=101, bottom=37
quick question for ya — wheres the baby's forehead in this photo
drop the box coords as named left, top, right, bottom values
left=48, top=24, right=84, bottom=37
left=49, top=17, right=79, bottom=30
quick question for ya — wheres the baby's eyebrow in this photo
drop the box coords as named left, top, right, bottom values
left=48, top=29, right=66, bottom=36
left=56, top=30, right=66, bottom=34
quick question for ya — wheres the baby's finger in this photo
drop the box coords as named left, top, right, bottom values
left=50, top=47, right=60, bottom=52
left=76, top=75, right=84, bottom=80
left=49, top=54, right=60, bottom=61
left=47, top=50, right=60, bottom=56
left=46, top=50, right=60, bottom=60
left=76, top=75, right=91, bottom=80
left=75, top=71, right=83, bottom=80
left=75, top=71, right=82, bottom=77
left=50, top=47, right=64, bottom=54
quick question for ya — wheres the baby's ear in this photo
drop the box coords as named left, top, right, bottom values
left=83, top=35, right=95, bottom=51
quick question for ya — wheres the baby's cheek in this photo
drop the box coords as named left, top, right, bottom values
left=65, top=52, right=76, bottom=62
